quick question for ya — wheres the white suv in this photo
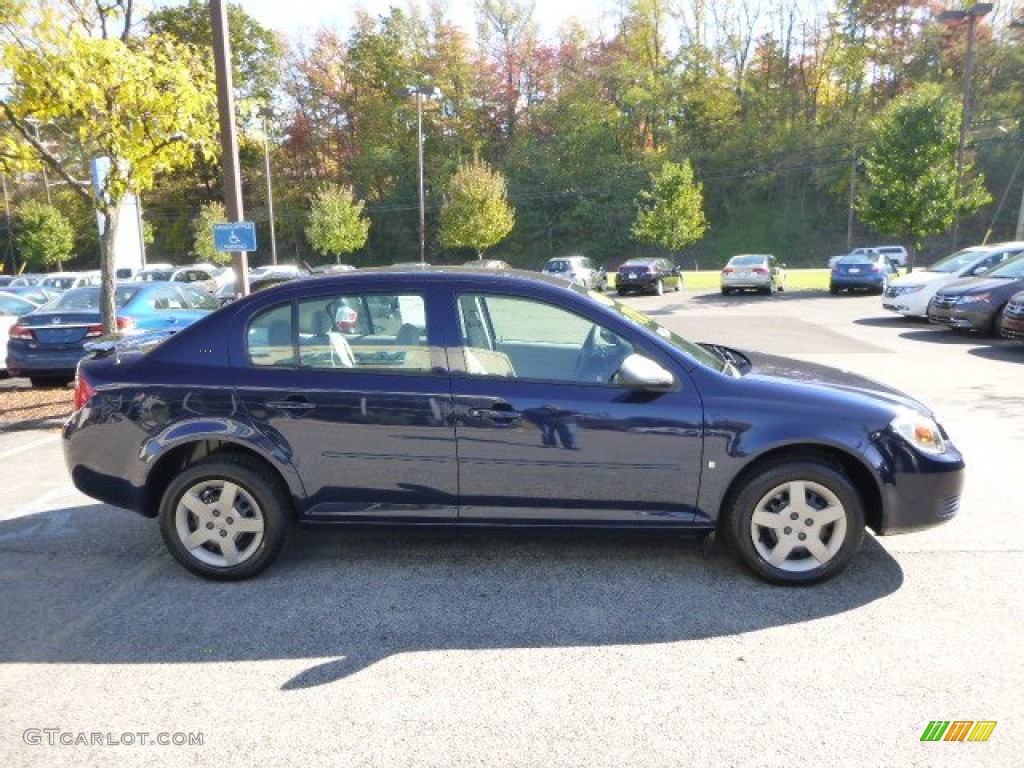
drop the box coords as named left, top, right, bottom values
left=541, top=255, right=603, bottom=289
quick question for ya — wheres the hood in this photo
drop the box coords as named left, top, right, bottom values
left=937, top=276, right=1024, bottom=296
left=890, top=270, right=944, bottom=288
left=740, top=350, right=930, bottom=416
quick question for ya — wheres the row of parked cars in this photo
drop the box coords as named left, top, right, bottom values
left=881, top=240, right=1024, bottom=341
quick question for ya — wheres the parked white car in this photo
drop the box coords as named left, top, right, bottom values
left=39, top=271, right=101, bottom=292
left=0, top=291, right=41, bottom=376
left=882, top=242, right=1024, bottom=317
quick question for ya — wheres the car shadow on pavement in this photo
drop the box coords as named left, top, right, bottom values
left=687, top=290, right=828, bottom=307
left=0, top=505, right=904, bottom=689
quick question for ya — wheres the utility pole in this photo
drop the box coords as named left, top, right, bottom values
left=210, top=0, right=248, bottom=295
left=262, top=111, right=278, bottom=265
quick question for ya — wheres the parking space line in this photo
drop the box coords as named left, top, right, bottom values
left=0, top=433, right=60, bottom=459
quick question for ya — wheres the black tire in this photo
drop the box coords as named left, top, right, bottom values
left=674, top=278, right=682, bottom=292
left=654, top=279, right=664, bottom=296
left=29, top=375, right=72, bottom=388
left=723, top=460, right=865, bottom=585
left=159, top=455, right=292, bottom=580
left=616, top=288, right=629, bottom=296
left=721, top=287, right=731, bottom=296
left=829, top=285, right=839, bottom=295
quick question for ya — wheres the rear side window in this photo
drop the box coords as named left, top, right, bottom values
left=247, top=294, right=433, bottom=372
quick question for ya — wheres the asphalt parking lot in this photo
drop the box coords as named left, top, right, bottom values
left=1, top=288, right=1021, bottom=767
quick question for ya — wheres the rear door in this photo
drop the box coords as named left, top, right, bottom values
left=231, top=284, right=458, bottom=520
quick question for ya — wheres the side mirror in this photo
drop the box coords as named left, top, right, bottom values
left=615, top=354, right=674, bottom=390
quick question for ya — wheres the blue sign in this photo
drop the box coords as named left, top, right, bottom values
left=213, top=222, right=258, bottom=252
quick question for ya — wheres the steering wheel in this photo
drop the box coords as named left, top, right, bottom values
left=573, top=325, right=626, bottom=382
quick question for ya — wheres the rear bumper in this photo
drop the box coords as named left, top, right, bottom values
left=5, top=343, right=86, bottom=377
left=832, top=276, right=885, bottom=290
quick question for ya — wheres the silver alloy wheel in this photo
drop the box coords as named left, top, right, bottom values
left=748, top=479, right=847, bottom=572
left=174, top=480, right=265, bottom=568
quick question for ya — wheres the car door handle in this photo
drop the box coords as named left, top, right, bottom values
left=265, top=397, right=316, bottom=411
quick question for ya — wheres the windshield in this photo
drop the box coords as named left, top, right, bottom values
left=985, top=253, right=1024, bottom=279
left=544, top=260, right=570, bottom=272
left=51, top=286, right=140, bottom=310
left=928, top=248, right=988, bottom=273
left=582, top=287, right=729, bottom=372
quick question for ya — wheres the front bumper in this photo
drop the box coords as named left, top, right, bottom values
left=873, top=434, right=966, bottom=535
left=927, top=305, right=995, bottom=332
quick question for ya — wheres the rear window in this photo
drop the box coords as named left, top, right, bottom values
left=544, top=260, right=570, bottom=272
left=728, top=255, right=767, bottom=267
left=51, top=286, right=140, bottom=310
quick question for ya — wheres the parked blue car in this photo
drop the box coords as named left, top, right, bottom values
left=63, top=268, right=964, bottom=585
left=6, top=281, right=218, bottom=386
left=830, top=252, right=899, bottom=295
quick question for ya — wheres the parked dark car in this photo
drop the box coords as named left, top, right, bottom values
left=6, top=282, right=218, bottom=386
left=997, top=290, right=1024, bottom=341
left=829, top=252, right=898, bottom=295
left=615, top=258, right=682, bottom=296
left=927, top=252, right=1024, bottom=334
left=63, top=268, right=964, bottom=585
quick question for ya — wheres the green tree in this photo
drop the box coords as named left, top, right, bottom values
left=632, top=159, right=708, bottom=255
left=16, top=199, right=73, bottom=271
left=305, top=184, right=370, bottom=263
left=440, top=159, right=516, bottom=259
left=191, top=201, right=229, bottom=265
left=0, top=1, right=217, bottom=332
left=857, top=83, right=990, bottom=267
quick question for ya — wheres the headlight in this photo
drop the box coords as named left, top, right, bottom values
left=957, top=292, right=991, bottom=304
left=899, top=285, right=925, bottom=294
left=890, top=412, right=947, bottom=456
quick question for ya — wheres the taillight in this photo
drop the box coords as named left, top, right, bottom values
left=871, top=265, right=881, bottom=273
left=9, top=322, right=33, bottom=340
left=74, top=369, right=96, bottom=410
left=85, top=316, right=136, bottom=337
left=753, top=268, right=768, bottom=275
left=722, top=268, right=734, bottom=274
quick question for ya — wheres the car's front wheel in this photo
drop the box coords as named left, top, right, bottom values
left=654, top=279, right=664, bottom=296
left=724, top=460, right=865, bottom=585
left=159, top=455, right=292, bottom=580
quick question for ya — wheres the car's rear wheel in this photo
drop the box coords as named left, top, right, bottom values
left=724, top=460, right=865, bottom=585
left=829, top=285, right=839, bottom=295
left=721, top=287, right=731, bottom=296
left=159, top=456, right=291, bottom=580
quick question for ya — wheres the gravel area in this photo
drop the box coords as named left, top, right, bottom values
left=0, top=381, right=73, bottom=430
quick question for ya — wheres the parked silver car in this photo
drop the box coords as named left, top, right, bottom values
left=542, top=255, right=604, bottom=290
left=720, top=254, right=786, bottom=295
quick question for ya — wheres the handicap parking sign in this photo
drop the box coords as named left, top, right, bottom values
left=213, top=222, right=257, bottom=252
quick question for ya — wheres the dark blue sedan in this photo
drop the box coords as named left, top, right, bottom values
left=6, top=281, right=218, bottom=386
left=63, top=268, right=964, bottom=584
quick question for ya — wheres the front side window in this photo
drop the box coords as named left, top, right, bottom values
left=457, top=293, right=633, bottom=383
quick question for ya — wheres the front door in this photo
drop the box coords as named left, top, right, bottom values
left=448, top=292, right=703, bottom=525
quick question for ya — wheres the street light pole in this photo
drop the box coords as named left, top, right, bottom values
left=416, top=89, right=426, bottom=265
left=938, top=3, right=993, bottom=250
left=404, top=85, right=441, bottom=265
left=262, top=112, right=278, bottom=265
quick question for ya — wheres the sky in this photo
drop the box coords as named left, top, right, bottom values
left=219, top=0, right=613, bottom=43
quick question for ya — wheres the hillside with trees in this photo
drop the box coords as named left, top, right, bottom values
left=3, top=0, right=1024, bottom=274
